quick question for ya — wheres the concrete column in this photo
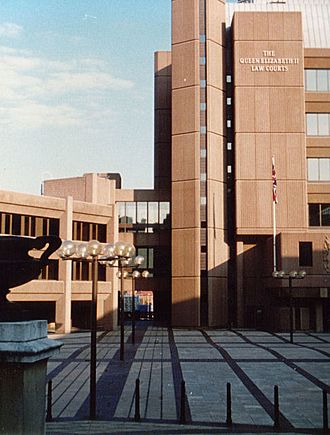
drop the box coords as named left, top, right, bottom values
left=236, top=241, right=244, bottom=327
left=0, top=321, right=62, bottom=435
left=57, top=196, right=73, bottom=333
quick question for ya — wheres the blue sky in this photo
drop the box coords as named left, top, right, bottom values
left=0, top=0, right=171, bottom=194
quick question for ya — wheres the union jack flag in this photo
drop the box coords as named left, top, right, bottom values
left=272, top=156, right=278, bottom=204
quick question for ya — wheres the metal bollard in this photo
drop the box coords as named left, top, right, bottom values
left=273, top=385, right=280, bottom=430
left=46, top=380, right=53, bottom=422
left=226, top=382, right=232, bottom=426
left=323, top=390, right=329, bottom=432
left=180, top=380, right=186, bottom=424
left=134, top=379, right=141, bottom=421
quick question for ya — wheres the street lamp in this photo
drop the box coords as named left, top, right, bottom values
left=131, top=262, right=149, bottom=344
left=57, top=239, right=135, bottom=419
left=272, top=270, right=306, bottom=343
left=116, top=256, right=149, bottom=346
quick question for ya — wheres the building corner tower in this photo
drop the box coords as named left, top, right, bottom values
left=171, top=0, right=228, bottom=327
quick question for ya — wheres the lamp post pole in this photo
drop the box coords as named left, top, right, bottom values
left=120, top=262, right=125, bottom=361
left=58, top=239, right=136, bottom=419
left=90, top=256, right=98, bottom=419
left=272, top=270, right=306, bottom=344
left=289, top=275, right=293, bottom=344
left=131, top=283, right=136, bottom=345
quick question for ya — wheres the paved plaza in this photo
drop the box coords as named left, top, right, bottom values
left=46, top=325, right=330, bottom=434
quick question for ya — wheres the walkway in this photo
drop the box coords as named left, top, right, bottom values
left=46, top=326, right=330, bottom=434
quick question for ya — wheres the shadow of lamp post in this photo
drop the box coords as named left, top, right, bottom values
left=272, top=270, right=306, bottom=343
left=57, top=239, right=136, bottom=420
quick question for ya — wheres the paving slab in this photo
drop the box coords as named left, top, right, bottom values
left=46, top=327, right=330, bottom=434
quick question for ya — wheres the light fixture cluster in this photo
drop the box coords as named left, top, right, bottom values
left=272, top=270, right=306, bottom=279
left=57, top=240, right=136, bottom=263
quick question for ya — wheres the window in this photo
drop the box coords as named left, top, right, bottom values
left=200, top=197, right=207, bottom=206
left=73, top=221, right=106, bottom=242
left=309, top=203, right=330, bottom=226
left=200, top=126, right=207, bottom=134
left=200, top=80, right=206, bottom=88
left=299, top=242, right=313, bottom=267
left=307, top=158, right=330, bottom=181
left=200, top=103, right=206, bottom=111
left=305, top=69, right=330, bottom=92
left=200, top=34, right=206, bottom=43
left=200, top=149, right=207, bottom=158
left=118, top=202, right=126, bottom=224
left=0, top=212, right=59, bottom=237
left=136, top=247, right=154, bottom=271
left=137, top=202, right=147, bottom=224
left=125, top=202, right=136, bottom=224
left=306, top=113, right=330, bottom=136
left=227, top=97, right=232, bottom=105
left=118, top=201, right=170, bottom=231
left=226, top=75, right=232, bottom=83
left=148, top=202, right=158, bottom=224
left=200, top=57, right=206, bottom=65
left=227, top=142, right=232, bottom=150
left=159, top=202, right=170, bottom=225
left=200, top=173, right=207, bottom=181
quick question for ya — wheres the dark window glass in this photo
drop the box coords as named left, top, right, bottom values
left=12, top=214, right=21, bottom=235
left=49, top=218, right=60, bottom=236
left=82, top=262, right=89, bottom=281
left=148, top=248, right=154, bottom=269
left=30, top=217, right=36, bottom=236
left=92, top=224, right=97, bottom=240
left=309, top=204, right=320, bottom=226
left=98, top=264, right=106, bottom=281
left=5, top=214, right=11, bottom=234
left=299, top=242, right=313, bottom=267
left=82, top=222, right=89, bottom=241
left=98, top=224, right=106, bottom=242
left=24, top=216, right=30, bottom=235
left=321, top=204, right=330, bottom=226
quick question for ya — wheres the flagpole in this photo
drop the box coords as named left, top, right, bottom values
left=273, top=196, right=277, bottom=272
left=272, top=156, right=277, bottom=272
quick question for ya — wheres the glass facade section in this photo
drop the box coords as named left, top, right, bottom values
left=148, top=202, right=158, bottom=224
left=321, top=205, right=330, bottom=226
left=118, top=202, right=126, bottom=224
left=137, top=202, right=148, bottom=224
left=118, top=201, right=170, bottom=232
left=125, top=202, right=136, bottom=224
left=306, top=113, right=330, bottom=136
left=307, top=158, right=330, bottom=181
left=159, top=202, right=170, bottom=224
left=305, top=69, right=330, bottom=92
left=309, top=203, right=330, bottom=226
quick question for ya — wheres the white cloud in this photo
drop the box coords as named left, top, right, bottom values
left=0, top=46, right=134, bottom=128
left=0, top=23, right=23, bottom=38
left=0, top=102, right=81, bottom=128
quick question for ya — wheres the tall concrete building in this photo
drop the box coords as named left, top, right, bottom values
left=154, top=0, right=330, bottom=330
left=1, top=0, right=329, bottom=332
